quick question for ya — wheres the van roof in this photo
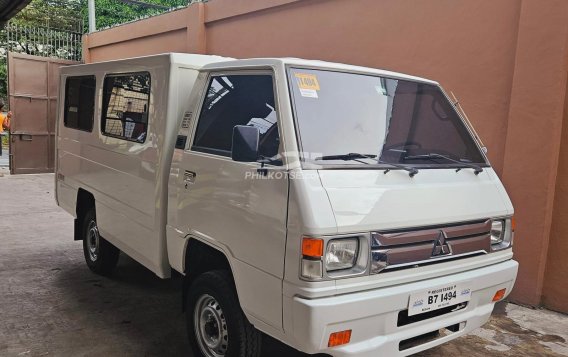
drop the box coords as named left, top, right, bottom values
left=204, top=57, right=438, bottom=85
left=61, top=53, right=232, bottom=73
left=62, top=53, right=438, bottom=84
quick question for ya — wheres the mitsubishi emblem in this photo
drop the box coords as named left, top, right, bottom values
left=432, top=230, right=451, bottom=257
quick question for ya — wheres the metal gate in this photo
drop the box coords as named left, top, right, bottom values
left=8, top=52, right=79, bottom=174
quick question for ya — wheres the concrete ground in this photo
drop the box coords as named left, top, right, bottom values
left=0, top=142, right=9, bottom=173
left=1, top=173, right=567, bottom=357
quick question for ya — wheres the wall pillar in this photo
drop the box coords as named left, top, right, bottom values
left=187, top=2, right=206, bottom=54
left=543, top=61, right=568, bottom=313
left=502, top=0, right=568, bottom=305
left=82, top=34, right=91, bottom=63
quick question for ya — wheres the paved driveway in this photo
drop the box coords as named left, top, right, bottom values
left=0, top=174, right=567, bottom=356
left=0, top=143, right=9, bottom=170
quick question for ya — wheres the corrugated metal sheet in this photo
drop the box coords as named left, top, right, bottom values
left=0, top=0, right=32, bottom=25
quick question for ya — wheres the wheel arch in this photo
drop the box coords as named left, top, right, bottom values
left=182, top=238, right=234, bottom=311
left=181, top=237, right=286, bottom=344
left=74, top=188, right=95, bottom=241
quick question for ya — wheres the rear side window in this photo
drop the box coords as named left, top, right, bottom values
left=101, top=72, right=150, bottom=143
left=64, top=76, right=96, bottom=131
left=192, top=74, right=280, bottom=162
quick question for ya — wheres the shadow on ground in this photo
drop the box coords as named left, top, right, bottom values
left=1, top=250, right=310, bottom=356
left=53, top=255, right=312, bottom=357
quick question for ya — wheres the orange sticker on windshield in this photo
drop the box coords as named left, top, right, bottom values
left=295, top=73, right=320, bottom=91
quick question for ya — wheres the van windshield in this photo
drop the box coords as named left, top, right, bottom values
left=288, top=68, right=486, bottom=168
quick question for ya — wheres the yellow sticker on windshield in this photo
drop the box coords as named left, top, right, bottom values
left=295, top=73, right=320, bottom=91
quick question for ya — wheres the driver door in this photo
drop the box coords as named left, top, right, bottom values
left=175, top=71, right=288, bottom=329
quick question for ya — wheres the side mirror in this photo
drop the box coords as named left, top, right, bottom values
left=232, top=125, right=259, bottom=162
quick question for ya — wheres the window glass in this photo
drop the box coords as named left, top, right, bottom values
left=64, top=76, right=96, bottom=131
left=288, top=68, right=485, bottom=167
left=101, top=72, right=150, bottom=143
left=192, top=75, right=280, bottom=162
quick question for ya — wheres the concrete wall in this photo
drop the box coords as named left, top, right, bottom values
left=501, top=0, right=568, bottom=313
left=546, top=80, right=568, bottom=312
left=83, top=0, right=568, bottom=313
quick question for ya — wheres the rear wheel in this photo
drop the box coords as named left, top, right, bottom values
left=82, top=209, right=119, bottom=275
left=187, top=270, right=262, bottom=357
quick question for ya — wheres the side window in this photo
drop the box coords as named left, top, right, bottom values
left=101, top=72, right=150, bottom=143
left=64, top=76, right=96, bottom=131
left=192, top=74, right=281, bottom=162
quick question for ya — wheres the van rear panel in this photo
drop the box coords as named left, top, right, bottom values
left=55, top=54, right=226, bottom=277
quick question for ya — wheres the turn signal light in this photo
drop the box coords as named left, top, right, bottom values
left=492, top=288, right=506, bottom=302
left=302, top=237, right=323, bottom=258
left=511, top=217, right=516, bottom=232
left=328, top=329, right=352, bottom=347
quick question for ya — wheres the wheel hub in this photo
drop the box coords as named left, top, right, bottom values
left=194, top=294, right=228, bottom=357
left=87, top=221, right=100, bottom=262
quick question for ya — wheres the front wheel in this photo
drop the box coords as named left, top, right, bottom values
left=187, top=270, right=262, bottom=357
left=82, top=209, right=119, bottom=276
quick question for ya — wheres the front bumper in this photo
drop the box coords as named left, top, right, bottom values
left=289, top=259, right=518, bottom=356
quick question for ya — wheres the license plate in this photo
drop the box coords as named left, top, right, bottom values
left=408, top=283, right=471, bottom=316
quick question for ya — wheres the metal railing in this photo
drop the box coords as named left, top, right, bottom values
left=4, top=22, right=83, bottom=61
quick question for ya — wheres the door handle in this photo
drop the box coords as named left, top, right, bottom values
left=20, top=134, right=32, bottom=141
left=184, top=170, right=196, bottom=189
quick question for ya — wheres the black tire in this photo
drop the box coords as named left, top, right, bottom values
left=187, top=270, right=262, bottom=357
left=81, top=208, right=119, bottom=276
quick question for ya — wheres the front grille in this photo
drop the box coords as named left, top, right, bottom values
left=371, top=220, right=492, bottom=274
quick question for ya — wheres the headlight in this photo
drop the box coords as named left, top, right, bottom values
left=490, top=217, right=514, bottom=251
left=325, top=238, right=359, bottom=271
left=491, top=220, right=504, bottom=245
left=300, top=235, right=369, bottom=280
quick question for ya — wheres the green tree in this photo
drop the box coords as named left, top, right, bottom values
left=0, top=0, right=192, bottom=103
left=83, top=0, right=189, bottom=31
left=13, top=0, right=83, bottom=31
left=0, top=0, right=83, bottom=102
left=0, top=56, right=6, bottom=103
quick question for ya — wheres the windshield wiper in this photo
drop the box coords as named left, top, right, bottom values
left=404, top=153, right=484, bottom=175
left=315, top=153, right=418, bottom=177
left=315, top=152, right=375, bottom=165
left=378, top=160, right=419, bottom=177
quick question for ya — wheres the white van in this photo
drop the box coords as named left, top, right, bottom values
left=55, top=53, right=518, bottom=357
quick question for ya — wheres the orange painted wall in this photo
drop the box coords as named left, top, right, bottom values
left=545, top=79, right=568, bottom=313
left=205, top=0, right=520, bottom=175
left=87, top=29, right=187, bottom=61
left=500, top=0, right=568, bottom=310
left=83, top=0, right=568, bottom=312
left=83, top=7, right=194, bottom=63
